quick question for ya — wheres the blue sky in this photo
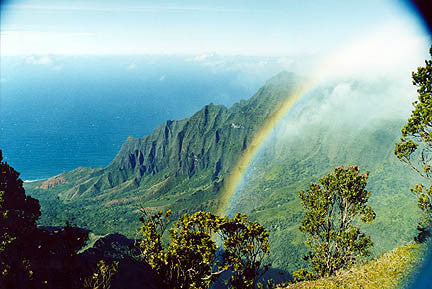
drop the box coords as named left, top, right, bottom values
left=0, top=0, right=429, bottom=55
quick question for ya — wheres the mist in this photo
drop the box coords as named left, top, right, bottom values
left=275, top=21, right=430, bottom=142
left=230, top=21, right=431, bottom=216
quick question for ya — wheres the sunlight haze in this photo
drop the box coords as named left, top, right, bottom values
left=1, top=0, right=428, bottom=56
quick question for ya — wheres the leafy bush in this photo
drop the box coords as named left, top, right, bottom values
left=138, top=210, right=270, bottom=289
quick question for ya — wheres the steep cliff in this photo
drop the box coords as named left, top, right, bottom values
left=27, top=71, right=300, bottom=235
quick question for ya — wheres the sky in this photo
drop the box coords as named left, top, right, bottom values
left=0, top=0, right=429, bottom=56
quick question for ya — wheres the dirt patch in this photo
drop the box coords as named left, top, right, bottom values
left=34, top=174, right=69, bottom=189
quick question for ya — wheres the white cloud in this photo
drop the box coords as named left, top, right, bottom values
left=22, top=55, right=64, bottom=71
left=159, top=75, right=166, bottom=81
left=277, top=57, right=293, bottom=66
left=25, top=55, right=53, bottom=65
left=127, top=63, right=137, bottom=70
left=186, top=53, right=218, bottom=62
left=201, top=60, right=227, bottom=68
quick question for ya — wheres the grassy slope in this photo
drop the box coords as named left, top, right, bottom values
left=279, top=243, right=423, bottom=289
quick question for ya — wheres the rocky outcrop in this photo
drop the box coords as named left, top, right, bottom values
left=109, top=71, right=299, bottom=183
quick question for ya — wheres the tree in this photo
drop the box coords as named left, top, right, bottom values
left=394, top=46, right=432, bottom=242
left=219, top=213, right=270, bottom=289
left=0, top=150, right=41, bottom=288
left=138, top=210, right=270, bottom=289
left=140, top=210, right=222, bottom=289
left=0, top=150, right=89, bottom=289
left=296, top=165, right=375, bottom=278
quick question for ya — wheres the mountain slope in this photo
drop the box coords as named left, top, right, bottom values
left=25, top=72, right=423, bottom=278
left=227, top=79, right=423, bottom=275
left=26, top=71, right=300, bottom=236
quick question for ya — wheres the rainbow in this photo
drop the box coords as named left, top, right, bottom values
left=217, top=78, right=316, bottom=216
left=215, top=25, right=419, bottom=216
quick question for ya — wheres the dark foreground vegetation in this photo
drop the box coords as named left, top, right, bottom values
left=0, top=152, right=379, bottom=289
left=0, top=151, right=272, bottom=289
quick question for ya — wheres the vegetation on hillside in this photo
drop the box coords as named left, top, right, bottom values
left=0, top=144, right=423, bottom=289
left=24, top=72, right=300, bottom=239
left=229, top=112, right=421, bottom=275
left=23, top=72, right=423, bottom=278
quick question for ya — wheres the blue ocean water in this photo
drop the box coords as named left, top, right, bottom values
left=0, top=55, right=284, bottom=180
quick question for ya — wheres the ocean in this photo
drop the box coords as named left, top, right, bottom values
left=0, top=55, right=286, bottom=180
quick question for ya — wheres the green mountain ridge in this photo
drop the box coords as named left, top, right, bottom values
left=25, top=71, right=423, bottom=279
left=26, top=71, right=300, bottom=237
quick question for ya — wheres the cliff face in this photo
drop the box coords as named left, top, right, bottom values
left=110, top=71, right=298, bottom=180
left=110, top=103, right=230, bottom=178
left=27, top=71, right=300, bottom=236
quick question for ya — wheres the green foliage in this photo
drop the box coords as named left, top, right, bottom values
left=139, top=210, right=223, bottom=289
left=83, top=260, right=119, bottom=289
left=410, top=183, right=432, bottom=242
left=394, top=47, right=432, bottom=177
left=297, top=165, right=375, bottom=278
left=292, top=268, right=316, bottom=282
left=395, top=46, right=432, bottom=242
left=219, top=213, right=270, bottom=288
left=138, top=210, right=270, bottom=289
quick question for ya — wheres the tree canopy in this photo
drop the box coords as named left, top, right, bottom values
left=395, top=46, right=432, bottom=242
left=295, top=165, right=375, bottom=279
left=138, top=210, right=270, bottom=289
